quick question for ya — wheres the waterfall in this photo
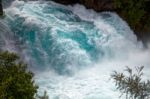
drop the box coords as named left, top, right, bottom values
left=0, top=0, right=150, bottom=99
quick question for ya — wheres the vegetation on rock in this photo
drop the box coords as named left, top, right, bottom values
left=111, top=66, right=150, bottom=99
left=0, top=51, right=38, bottom=99
left=114, top=0, right=144, bottom=26
left=114, top=0, right=150, bottom=33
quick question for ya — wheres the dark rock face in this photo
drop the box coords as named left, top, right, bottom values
left=79, top=0, right=114, bottom=11
left=0, top=0, right=3, bottom=16
left=53, top=0, right=79, bottom=4
left=53, top=0, right=115, bottom=11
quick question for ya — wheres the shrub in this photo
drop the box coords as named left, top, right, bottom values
left=0, top=51, right=38, bottom=99
left=111, top=66, right=150, bottom=99
left=114, top=0, right=146, bottom=30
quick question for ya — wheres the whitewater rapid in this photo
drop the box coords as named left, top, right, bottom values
left=0, top=0, right=150, bottom=99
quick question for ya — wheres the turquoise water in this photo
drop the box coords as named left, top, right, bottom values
left=1, top=0, right=150, bottom=99
left=5, top=0, right=139, bottom=73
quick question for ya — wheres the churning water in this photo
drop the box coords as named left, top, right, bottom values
left=0, top=0, right=150, bottom=99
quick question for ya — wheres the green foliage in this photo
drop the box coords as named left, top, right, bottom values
left=114, top=0, right=147, bottom=30
left=0, top=51, right=38, bottom=99
left=111, top=66, right=150, bottom=99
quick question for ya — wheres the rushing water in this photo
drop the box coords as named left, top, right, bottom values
left=0, top=0, right=150, bottom=99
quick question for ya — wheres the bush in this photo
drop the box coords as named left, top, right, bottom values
left=114, top=0, right=145, bottom=29
left=0, top=51, right=38, bottom=99
left=111, top=66, right=150, bottom=99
